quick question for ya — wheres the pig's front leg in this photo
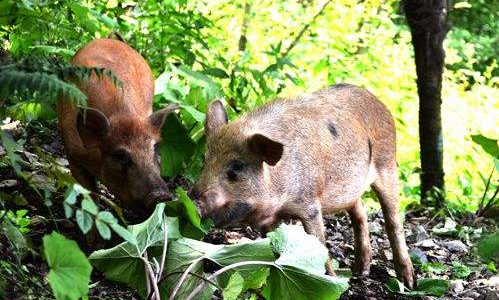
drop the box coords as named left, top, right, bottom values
left=299, top=202, right=335, bottom=275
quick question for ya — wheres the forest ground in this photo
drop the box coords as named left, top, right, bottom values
left=1, top=121, right=498, bottom=300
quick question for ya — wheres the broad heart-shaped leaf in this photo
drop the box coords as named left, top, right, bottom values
left=471, top=134, right=499, bottom=158
left=159, top=113, right=196, bottom=178
left=43, top=232, right=92, bottom=300
left=162, top=238, right=222, bottom=299
left=165, top=187, right=213, bottom=239
left=263, top=265, right=349, bottom=300
left=162, top=238, right=274, bottom=298
left=268, top=224, right=328, bottom=273
left=89, top=203, right=181, bottom=297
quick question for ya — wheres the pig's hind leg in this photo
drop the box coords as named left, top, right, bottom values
left=371, top=171, right=414, bottom=288
left=299, top=202, right=336, bottom=275
left=348, top=199, right=371, bottom=276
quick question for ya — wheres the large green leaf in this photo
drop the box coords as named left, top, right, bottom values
left=159, top=113, right=196, bottom=178
left=89, top=203, right=181, bottom=297
left=268, top=224, right=328, bottom=273
left=263, top=265, right=349, bottom=300
left=43, top=232, right=92, bottom=300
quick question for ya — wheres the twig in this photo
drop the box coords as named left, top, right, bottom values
left=478, top=166, right=495, bottom=214
left=169, top=256, right=206, bottom=300
left=142, top=253, right=160, bottom=300
left=158, top=218, right=168, bottom=280
left=160, top=271, right=221, bottom=290
left=144, top=252, right=151, bottom=297
left=282, top=0, right=333, bottom=58
left=185, top=261, right=277, bottom=300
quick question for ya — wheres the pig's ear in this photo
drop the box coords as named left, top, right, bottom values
left=77, top=107, right=110, bottom=148
left=205, top=100, right=228, bottom=136
left=149, top=103, right=180, bottom=129
left=248, top=134, right=283, bottom=166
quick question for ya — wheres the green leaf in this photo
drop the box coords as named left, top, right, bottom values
left=451, top=262, right=471, bottom=278
left=159, top=113, right=196, bottom=178
left=202, top=67, right=230, bottom=79
left=95, top=219, right=111, bottom=240
left=386, top=277, right=449, bottom=297
left=76, top=209, right=93, bottom=234
left=64, top=183, right=89, bottom=205
left=81, top=198, right=98, bottom=215
left=89, top=203, right=180, bottom=297
left=109, top=223, right=137, bottom=245
left=97, top=211, right=117, bottom=225
left=471, top=134, right=499, bottom=158
left=268, top=224, right=328, bottom=273
left=415, top=278, right=449, bottom=297
left=63, top=202, right=74, bottom=218
left=222, top=271, right=245, bottom=300
left=263, top=265, right=349, bottom=300
left=386, top=277, right=405, bottom=293
left=43, top=232, right=92, bottom=300
left=29, top=45, right=75, bottom=58
left=165, top=187, right=212, bottom=239
left=242, top=267, right=270, bottom=291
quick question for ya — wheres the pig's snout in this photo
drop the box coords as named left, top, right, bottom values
left=145, top=187, right=172, bottom=208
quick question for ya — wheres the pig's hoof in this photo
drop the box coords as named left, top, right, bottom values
left=400, top=271, right=415, bottom=289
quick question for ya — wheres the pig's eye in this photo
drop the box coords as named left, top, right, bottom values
left=112, top=149, right=131, bottom=166
left=226, top=160, right=244, bottom=182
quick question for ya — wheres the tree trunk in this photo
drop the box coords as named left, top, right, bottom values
left=403, top=0, right=450, bottom=205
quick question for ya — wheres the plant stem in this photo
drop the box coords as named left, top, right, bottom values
left=185, top=261, right=276, bottom=300
left=169, top=256, right=205, bottom=300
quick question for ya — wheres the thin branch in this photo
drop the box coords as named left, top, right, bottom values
left=158, top=219, right=168, bottom=280
left=478, top=166, right=495, bottom=213
left=282, top=0, right=333, bottom=58
left=142, top=254, right=160, bottom=300
left=185, top=261, right=276, bottom=300
left=169, top=256, right=206, bottom=300
left=159, top=271, right=221, bottom=290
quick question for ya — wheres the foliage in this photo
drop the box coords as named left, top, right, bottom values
left=90, top=202, right=348, bottom=300
left=43, top=232, right=92, bottom=300
left=387, top=277, right=450, bottom=297
left=63, top=183, right=136, bottom=244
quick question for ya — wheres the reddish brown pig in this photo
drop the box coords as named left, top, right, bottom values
left=58, top=38, right=177, bottom=212
left=192, top=84, right=414, bottom=287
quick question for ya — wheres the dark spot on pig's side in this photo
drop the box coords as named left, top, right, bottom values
left=307, top=207, right=319, bottom=220
left=328, top=122, right=338, bottom=138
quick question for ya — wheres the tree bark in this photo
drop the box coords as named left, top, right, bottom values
left=403, top=0, right=450, bottom=205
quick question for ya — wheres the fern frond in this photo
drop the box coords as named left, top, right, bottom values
left=0, top=70, right=87, bottom=106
